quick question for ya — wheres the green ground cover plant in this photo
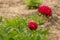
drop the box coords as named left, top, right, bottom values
left=0, top=14, right=51, bottom=40
left=25, top=0, right=43, bottom=9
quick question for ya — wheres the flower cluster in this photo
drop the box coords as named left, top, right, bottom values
left=28, top=6, right=52, bottom=30
left=38, top=6, right=52, bottom=18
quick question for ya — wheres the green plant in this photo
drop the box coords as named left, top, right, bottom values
left=25, top=0, right=43, bottom=9
left=0, top=16, right=2, bottom=22
left=0, top=14, right=51, bottom=40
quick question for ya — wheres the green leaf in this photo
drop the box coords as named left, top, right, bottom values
left=37, top=36, right=42, bottom=40
left=41, top=29, right=51, bottom=35
left=0, top=16, right=2, bottom=22
left=0, top=35, right=4, bottom=40
left=9, top=38, right=14, bottom=40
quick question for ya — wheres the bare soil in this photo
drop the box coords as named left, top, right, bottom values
left=0, top=0, right=60, bottom=40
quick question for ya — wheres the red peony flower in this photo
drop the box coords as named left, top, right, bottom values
left=38, top=6, right=52, bottom=18
left=28, top=21, right=38, bottom=30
